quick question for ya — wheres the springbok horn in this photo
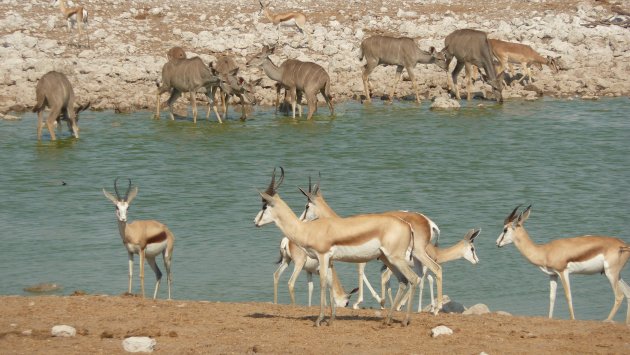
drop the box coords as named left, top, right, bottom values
left=124, top=178, right=132, bottom=201
left=275, top=167, right=285, bottom=191
left=308, top=176, right=312, bottom=193
left=265, top=167, right=277, bottom=196
left=504, top=205, right=522, bottom=225
left=113, top=177, right=122, bottom=200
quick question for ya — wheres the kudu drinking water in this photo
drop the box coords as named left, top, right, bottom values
left=32, top=71, right=90, bottom=141
left=359, top=35, right=448, bottom=103
left=210, top=55, right=261, bottom=121
left=156, top=56, right=224, bottom=123
left=440, top=29, right=503, bottom=102
left=247, top=45, right=333, bottom=120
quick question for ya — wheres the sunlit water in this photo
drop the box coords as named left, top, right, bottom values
left=1, top=98, right=629, bottom=321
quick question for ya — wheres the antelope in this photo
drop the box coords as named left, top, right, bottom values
left=103, top=178, right=174, bottom=300
left=440, top=29, right=503, bottom=102
left=247, top=45, right=334, bottom=120
left=359, top=35, right=448, bottom=103
left=381, top=228, right=481, bottom=312
left=33, top=71, right=90, bottom=141
left=497, top=205, right=630, bottom=324
left=155, top=56, right=223, bottom=123
left=488, top=39, right=560, bottom=85
left=51, top=0, right=89, bottom=48
left=156, top=46, right=195, bottom=120
left=210, top=56, right=261, bottom=121
left=274, top=237, right=357, bottom=307
left=254, top=168, right=422, bottom=326
left=298, top=182, right=450, bottom=313
left=258, top=1, right=308, bottom=37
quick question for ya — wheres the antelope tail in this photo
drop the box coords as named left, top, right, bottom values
left=32, top=96, right=45, bottom=113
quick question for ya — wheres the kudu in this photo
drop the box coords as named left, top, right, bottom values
left=33, top=71, right=90, bottom=141
left=247, top=45, right=333, bottom=120
left=359, top=35, right=448, bottom=103
left=488, top=38, right=560, bottom=85
left=440, top=29, right=503, bottom=102
left=103, top=178, right=175, bottom=300
left=156, top=56, right=224, bottom=123
left=210, top=55, right=261, bottom=121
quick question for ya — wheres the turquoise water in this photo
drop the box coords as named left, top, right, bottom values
left=1, top=98, right=629, bottom=322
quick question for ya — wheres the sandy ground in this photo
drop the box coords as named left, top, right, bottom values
left=1, top=295, right=629, bottom=354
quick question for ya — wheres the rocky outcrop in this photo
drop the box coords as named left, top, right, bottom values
left=1, top=0, right=628, bottom=115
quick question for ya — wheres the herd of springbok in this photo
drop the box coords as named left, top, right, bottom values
left=32, top=1, right=630, bottom=329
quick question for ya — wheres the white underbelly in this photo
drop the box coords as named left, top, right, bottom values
left=331, top=240, right=382, bottom=263
left=566, top=254, right=606, bottom=275
left=303, top=257, right=320, bottom=273
left=125, top=241, right=167, bottom=258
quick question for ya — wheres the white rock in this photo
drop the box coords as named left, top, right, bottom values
left=51, top=325, right=76, bottom=337
left=122, top=337, right=157, bottom=353
left=431, top=325, right=453, bottom=338
left=463, top=303, right=490, bottom=315
left=430, top=97, right=460, bottom=109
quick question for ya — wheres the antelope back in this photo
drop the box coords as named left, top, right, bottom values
left=280, top=60, right=329, bottom=93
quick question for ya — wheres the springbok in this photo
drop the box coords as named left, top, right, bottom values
left=381, top=228, right=480, bottom=312
left=440, top=28, right=503, bottom=102
left=247, top=45, right=334, bottom=120
left=497, top=205, right=630, bottom=323
left=298, top=181, right=454, bottom=313
left=33, top=71, right=90, bottom=141
left=210, top=56, right=261, bottom=121
left=274, top=237, right=356, bottom=307
left=258, top=1, right=308, bottom=37
left=255, top=168, right=422, bottom=326
left=359, top=35, right=448, bottom=103
left=51, top=0, right=89, bottom=47
left=103, top=178, right=175, bottom=300
left=488, top=39, right=560, bottom=84
left=155, top=56, right=223, bottom=123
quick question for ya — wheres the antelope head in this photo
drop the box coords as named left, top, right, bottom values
left=254, top=167, right=285, bottom=227
left=246, top=45, right=275, bottom=68
left=462, top=229, right=481, bottom=264
left=429, top=46, right=449, bottom=71
left=103, top=178, right=138, bottom=222
left=496, top=205, right=530, bottom=247
left=298, top=175, right=321, bottom=221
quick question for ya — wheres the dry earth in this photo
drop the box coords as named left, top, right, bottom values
left=1, top=295, right=629, bottom=354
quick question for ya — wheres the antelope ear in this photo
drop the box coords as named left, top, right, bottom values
left=75, top=102, right=90, bottom=115
left=127, top=186, right=139, bottom=203
left=103, top=189, right=118, bottom=204
left=429, top=46, right=436, bottom=54
left=517, top=205, right=532, bottom=225
left=467, top=228, right=481, bottom=242
left=259, top=190, right=274, bottom=205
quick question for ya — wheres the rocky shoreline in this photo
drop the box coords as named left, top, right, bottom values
left=1, top=0, right=629, bottom=117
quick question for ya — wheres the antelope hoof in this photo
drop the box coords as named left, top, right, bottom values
left=315, top=315, right=325, bottom=327
left=402, top=318, right=410, bottom=327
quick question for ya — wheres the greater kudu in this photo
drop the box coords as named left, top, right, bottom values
left=33, top=71, right=90, bottom=141
left=210, top=55, right=260, bottom=121
left=440, top=29, right=503, bottom=102
left=247, top=45, right=333, bottom=120
left=359, top=35, right=448, bottom=103
left=156, top=56, right=223, bottom=123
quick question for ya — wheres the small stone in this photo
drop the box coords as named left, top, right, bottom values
left=122, top=336, right=156, bottom=353
left=431, top=325, right=453, bottom=338
left=463, top=303, right=491, bottom=315
left=51, top=325, right=76, bottom=337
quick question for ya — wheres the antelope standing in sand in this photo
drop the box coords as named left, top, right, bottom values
left=255, top=168, right=421, bottom=326
left=298, top=181, right=456, bottom=313
left=359, top=35, right=448, bottom=103
left=51, top=0, right=89, bottom=47
left=489, top=39, right=560, bottom=85
left=210, top=55, right=261, bottom=121
left=440, top=29, right=503, bottom=102
left=497, top=205, right=630, bottom=324
left=247, top=45, right=333, bottom=120
left=33, top=71, right=90, bottom=141
left=259, top=1, right=308, bottom=39
left=274, top=237, right=356, bottom=307
left=103, top=178, right=175, bottom=300
left=156, top=56, right=223, bottom=123
left=381, top=228, right=480, bottom=312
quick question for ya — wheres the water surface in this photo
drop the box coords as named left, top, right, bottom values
left=1, top=98, right=628, bottom=321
